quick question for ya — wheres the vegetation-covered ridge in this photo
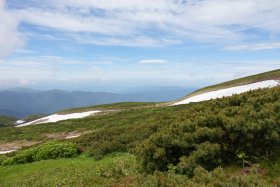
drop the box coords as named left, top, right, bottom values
left=179, top=69, right=280, bottom=100
left=0, top=85, right=280, bottom=186
left=0, top=115, right=17, bottom=127
left=58, top=102, right=160, bottom=114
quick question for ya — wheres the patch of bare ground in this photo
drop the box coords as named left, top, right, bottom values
left=0, top=140, right=39, bottom=151
left=44, top=130, right=93, bottom=140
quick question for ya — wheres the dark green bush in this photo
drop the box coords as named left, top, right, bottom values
left=135, top=86, right=280, bottom=175
left=176, top=142, right=221, bottom=176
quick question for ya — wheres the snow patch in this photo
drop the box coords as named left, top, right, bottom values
left=15, top=120, right=25, bottom=125
left=0, top=150, right=16, bottom=155
left=16, top=110, right=102, bottom=127
left=173, top=80, right=279, bottom=106
left=65, top=135, right=81, bottom=139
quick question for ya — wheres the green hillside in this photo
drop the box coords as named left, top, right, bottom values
left=0, top=84, right=280, bottom=186
left=0, top=115, right=17, bottom=127
left=58, top=102, right=159, bottom=114
left=180, top=69, right=280, bottom=100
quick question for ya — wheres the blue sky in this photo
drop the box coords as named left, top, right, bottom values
left=0, top=0, right=280, bottom=91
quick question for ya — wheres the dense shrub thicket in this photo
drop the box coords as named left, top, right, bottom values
left=73, top=107, right=175, bottom=159
left=2, top=142, right=79, bottom=165
left=75, top=123, right=161, bottom=159
left=135, top=87, right=280, bottom=175
left=72, top=87, right=280, bottom=175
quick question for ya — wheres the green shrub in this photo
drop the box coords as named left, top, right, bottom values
left=2, top=142, right=79, bottom=165
left=32, top=142, right=78, bottom=161
left=135, top=86, right=280, bottom=175
left=176, top=142, right=221, bottom=176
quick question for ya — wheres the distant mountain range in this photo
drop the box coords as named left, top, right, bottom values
left=0, top=86, right=195, bottom=118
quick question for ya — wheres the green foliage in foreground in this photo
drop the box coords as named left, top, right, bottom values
left=0, top=153, right=278, bottom=187
left=1, top=142, right=79, bottom=165
left=125, top=166, right=272, bottom=187
left=0, top=153, right=139, bottom=187
left=135, top=87, right=280, bottom=175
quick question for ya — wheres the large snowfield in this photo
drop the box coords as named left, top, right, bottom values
left=16, top=110, right=102, bottom=127
left=173, top=80, right=279, bottom=106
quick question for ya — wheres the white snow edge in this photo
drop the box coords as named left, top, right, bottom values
left=15, top=120, right=25, bottom=125
left=65, top=135, right=81, bottom=139
left=173, top=80, right=279, bottom=106
left=16, top=110, right=102, bottom=127
left=0, top=150, right=16, bottom=155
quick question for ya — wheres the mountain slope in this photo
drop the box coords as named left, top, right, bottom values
left=1, top=84, right=280, bottom=186
left=173, top=69, right=280, bottom=105
left=0, top=116, right=17, bottom=127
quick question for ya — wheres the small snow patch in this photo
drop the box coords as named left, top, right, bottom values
left=0, top=150, right=16, bottom=155
left=16, top=110, right=102, bottom=127
left=65, top=135, right=81, bottom=139
left=15, top=120, right=25, bottom=125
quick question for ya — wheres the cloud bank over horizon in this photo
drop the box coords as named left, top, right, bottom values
left=0, top=0, right=280, bottom=90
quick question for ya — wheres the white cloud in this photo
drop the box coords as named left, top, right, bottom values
left=15, top=49, right=36, bottom=54
left=225, top=42, right=280, bottom=51
left=8, top=0, right=280, bottom=47
left=139, top=59, right=168, bottom=64
left=70, top=34, right=181, bottom=47
left=0, top=55, right=279, bottom=89
left=0, top=0, right=23, bottom=57
left=0, top=79, right=32, bottom=89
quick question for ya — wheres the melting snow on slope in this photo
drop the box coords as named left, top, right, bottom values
left=15, top=120, right=25, bottom=125
left=173, top=80, right=279, bottom=106
left=0, top=150, right=16, bottom=155
left=16, top=110, right=102, bottom=127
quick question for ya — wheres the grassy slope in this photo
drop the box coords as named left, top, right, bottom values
left=58, top=102, right=159, bottom=114
left=1, top=153, right=280, bottom=186
left=0, top=153, right=139, bottom=187
left=175, top=69, right=280, bottom=102
left=0, top=116, right=17, bottom=127
left=0, top=103, right=169, bottom=143
left=23, top=114, right=46, bottom=122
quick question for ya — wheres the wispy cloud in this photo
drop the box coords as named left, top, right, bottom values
left=70, top=34, right=181, bottom=47
left=225, top=42, right=280, bottom=51
left=15, top=49, right=36, bottom=54
left=139, top=59, right=168, bottom=64
left=0, top=0, right=23, bottom=57
left=6, top=0, right=280, bottom=48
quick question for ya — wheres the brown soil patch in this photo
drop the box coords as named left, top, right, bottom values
left=44, top=130, right=92, bottom=140
left=0, top=140, right=39, bottom=151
